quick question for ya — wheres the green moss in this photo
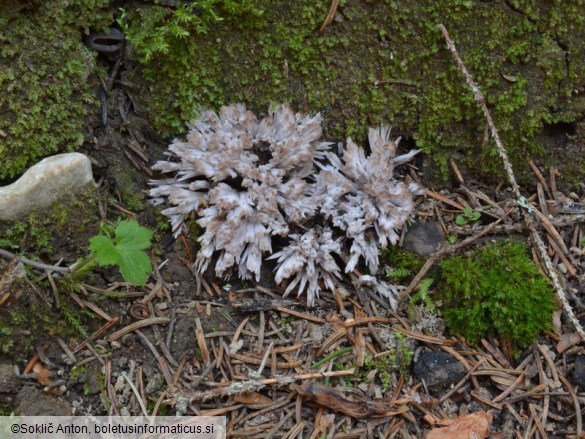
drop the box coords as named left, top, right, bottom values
left=0, top=189, right=100, bottom=256
left=361, top=331, right=413, bottom=391
left=0, top=402, right=12, bottom=416
left=60, top=300, right=91, bottom=338
left=118, top=1, right=262, bottom=134
left=69, top=366, right=89, bottom=380
left=381, top=246, right=424, bottom=278
left=0, top=214, right=54, bottom=254
left=147, top=400, right=170, bottom=416
left=0, top=293, right=88, bottom=361
left=0, top=322, right=15, bottom=354
left=438, top=240, right=555, bottom=348
left=114, top=168, right=148, bottom=212
left=122, top=0, right=585, bottom=184
left=0, top=0, right=112, bottom=180
left=119, top=187, right=146, bottom=212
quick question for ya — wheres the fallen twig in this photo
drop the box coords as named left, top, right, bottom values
left=293, top=381, right=410, bottom=418
left=0, top=248, right=70, bottom=273
left=319, top=0, right=339, bottom=33
left=438, top=23, right=585, bottom=340
left=194, top=317, right=211, bottom=366
left=276, top=306, right=326, bottom=324
left=106, top=317, right=170, bottom=342
left=169, top=369, right=355, bottom=404
left=73, top=318, right=119, bottom=353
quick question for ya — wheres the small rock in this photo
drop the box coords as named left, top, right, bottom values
left=467, top=387, right=493, bottom=412
left=16, top=386, right=72, bottom=415
left=85, top=28, right=124, bottom=53
left=414, top=350, right=466, bottom=393
left=85, top=367, right=103, bottom=395
left=572, top=355, right=585, bottom=389
left=0, top=153, right=94, bottom=221
left=0, top=364, right=19, bottom=393
left=403, top=221, right=445, bottom=256
left=145, top=373, right=165, bottom=394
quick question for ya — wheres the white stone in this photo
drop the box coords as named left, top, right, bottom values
left=0, top=153, right=95, bottom=221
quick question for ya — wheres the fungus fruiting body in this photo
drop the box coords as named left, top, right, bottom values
left=150, top=103, right=420, bottom=306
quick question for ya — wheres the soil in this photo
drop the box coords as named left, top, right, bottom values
left=1, top=2, right=585, bottom=438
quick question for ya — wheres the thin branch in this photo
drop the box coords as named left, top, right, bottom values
left=0, top=248, right=71, bottom=273
left=438, top=23, right=585, bottom=340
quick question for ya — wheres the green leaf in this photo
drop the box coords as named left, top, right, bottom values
left=455, top=215, right=467, bottom=225
left=89, top=235, right=119, bottom=266
left=89, top=220, right=153, bottom=286
left=118, top=248, right=152, bottom=286
left=115, top=220, right=153, bottom=251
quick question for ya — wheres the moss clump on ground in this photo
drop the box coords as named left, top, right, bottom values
left=118, top=1, right=262, bottom=134
left=0, top=288, right=93, bottom=361
left=381, top=246, right=424, bottom=280
left=122, top=0, right=585, bottom=184
left=0, top=0, right=112, bottom=180
left=0, top=188, right=100, bottom=257
left=438, top=240, right=555, bottom=348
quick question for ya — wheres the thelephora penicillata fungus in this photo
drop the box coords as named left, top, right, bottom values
left=150, top=103, right=421, bottom=306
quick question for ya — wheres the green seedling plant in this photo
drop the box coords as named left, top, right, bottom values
left=85, top=220, right=154, bottom=286
left=386, top=266, right=412, bottom=281
left=455, top=207, right=481, bottom=225
left=409, top=278, right=436, bottom=312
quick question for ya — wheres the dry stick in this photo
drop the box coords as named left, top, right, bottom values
left=190, top=358, right=218, bottom=389
left=106, top=317, right=170, bottom=342
left=195, top=317, right=211, bottom=366
left=73, top=318, right=119, bottom=353
left=319, top=0, right=339, bottom=33
left=135, top=329, right=174, bottom=386
left=276, top=306, right=326, bottom=324
left=46, top=272, right=60, bottom=309
left=122, top=371, right=149, bottom=417
left=0, top=248, right=71, bottom=273
left=56, top=338, right=76, bottom=364
left=533, top=347, right=550, bottom=433
left=438, top=359, right=482, bottom=404
left=558, top=372, right=581, bottom=435
left=169, top=369, right=355, bottom=404
left=438, top=23, right=585, bottom=341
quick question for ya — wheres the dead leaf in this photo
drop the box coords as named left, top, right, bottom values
left=32, top=363, right=53, bottom=386
left=557, top=332, right=582, bottom=353
left=293, top=381, right=409, bottom=418
left=424, top=411, right=493, bottom=439
left=313, top=413, right=335, bottom=438
left=233, top=392, right=272, bottom=405
left=552, top=309, right=563, bottom=336
left=501, top=73, right=517, bottom=82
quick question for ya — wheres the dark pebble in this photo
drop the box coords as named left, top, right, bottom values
left=413, top=350, right=466, bottom=393
left=573, top=355, right=585, bottom=389
left=403, top=221, right=445, bottom=257
left=86, top=28, right=124, bottom=53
